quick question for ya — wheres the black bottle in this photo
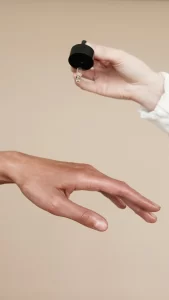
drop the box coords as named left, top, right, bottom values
left=68, top=40, right=94, bottom=70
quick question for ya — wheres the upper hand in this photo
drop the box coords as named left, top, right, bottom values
left=72, top=42, right=164, bottom=111
left=3, top=152, right=160, bottom=231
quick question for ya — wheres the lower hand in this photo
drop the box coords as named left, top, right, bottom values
left=72, top=42, right=164, bottom=111
left=1, top=152, right=160, bottom=231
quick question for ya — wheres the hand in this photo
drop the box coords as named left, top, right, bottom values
left=72, top=42, right=164, bottom=111
left=1, top=152, right=160, bottom=231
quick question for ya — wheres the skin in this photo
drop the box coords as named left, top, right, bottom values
left=0, top=151, right=160, bottom=231
left=72, top=42, right=164, bottom=111
left=1, top=44, right=164, bottom=232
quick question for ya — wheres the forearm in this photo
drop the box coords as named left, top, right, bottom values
left=139, top=72, right=169, bottom=133
left=0, top=151, right=20, bottom=184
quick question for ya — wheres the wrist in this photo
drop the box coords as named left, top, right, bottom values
left=132, top=72, right=164, bottom=111
left=0, top=151, right=23, bottom=184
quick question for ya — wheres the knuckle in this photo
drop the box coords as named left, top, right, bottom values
left=118, top=181, right=129, bottom=196
left=121, top=181, right=127, bottom=187
left=85, top=163, right=93, bottom=169
left=50, top=198, right=61, bottom=215
left=83, top=163, right=95, bottom=171
left=79, top=210, right=95, bottom=228
left=134, top=207, right=141, bottom=215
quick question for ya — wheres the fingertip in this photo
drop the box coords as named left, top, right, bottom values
left=116, top=199, right=127, bottom=209
left=148, top=217, right=157, bottom=224
left=146, top=213, right=157, bottom=223
left=120, top=204, right=127, bottom=209
left=157, top=205, right=161, bottom=211
left=116, top=202, right=126, bottom=209
left=150, top=205, right=161, bottom=212
left=94, top=219, right=108, bottom=231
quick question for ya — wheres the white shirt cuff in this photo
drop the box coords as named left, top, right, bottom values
left=139, top=72, right=169, bottom=133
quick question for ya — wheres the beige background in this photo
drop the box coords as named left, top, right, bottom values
left=0, top=1, right=169, bottom=299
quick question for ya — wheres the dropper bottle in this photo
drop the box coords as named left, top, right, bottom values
left=68, top=40, right=94, bottom=83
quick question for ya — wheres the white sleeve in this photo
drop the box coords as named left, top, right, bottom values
left=139, top=72, right=169, bottom=133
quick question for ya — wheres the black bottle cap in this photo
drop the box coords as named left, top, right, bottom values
left=68, top=40, right=94, bottom=70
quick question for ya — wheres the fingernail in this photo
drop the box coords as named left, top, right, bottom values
left=154, top=203, right=161, bottom=208
left=149, top=213, right=157, bottom=219
left=95, top=221, right=108, bottom=231
left=152, top=203, right=161, bottom=211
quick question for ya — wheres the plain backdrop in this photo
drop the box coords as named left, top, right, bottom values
left=0, top=1, right=169, bottom=299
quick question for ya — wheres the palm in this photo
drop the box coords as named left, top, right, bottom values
left=72, top=43, right=162, bottom=114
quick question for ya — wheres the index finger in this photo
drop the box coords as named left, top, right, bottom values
left=78, top=171, right=160, bottom=212
left=86, top=41, right=123, bottom=64
left=102, top=175, right=160, bottom=212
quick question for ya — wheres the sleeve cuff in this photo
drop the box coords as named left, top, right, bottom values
left=139, top=72, right=169, bottom=133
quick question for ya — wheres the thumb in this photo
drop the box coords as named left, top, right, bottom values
left=61, top=198, right=108, bottom=232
